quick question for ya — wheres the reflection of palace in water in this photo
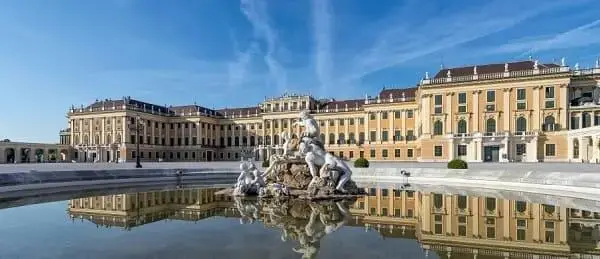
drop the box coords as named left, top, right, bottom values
left=68, top=188, right=237, bottom=229
left=68, top=187, right=600, bottom=258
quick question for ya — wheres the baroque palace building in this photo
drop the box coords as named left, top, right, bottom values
left=55, top=59, right=600, bottom=164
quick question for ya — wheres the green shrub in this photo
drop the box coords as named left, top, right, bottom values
left=354, top=157, right=369, bottom=168
left=447, top=159, right=468, bottom=169
left=262, top=160, right=270, bottom=168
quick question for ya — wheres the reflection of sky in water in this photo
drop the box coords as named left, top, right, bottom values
left=0, top=201, right=432, bottom=259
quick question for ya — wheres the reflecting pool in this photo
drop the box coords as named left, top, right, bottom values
left=1, top=184, right=600, bottom=259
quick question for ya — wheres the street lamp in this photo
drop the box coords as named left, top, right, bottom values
left=130, top=115, right=143, bottom=168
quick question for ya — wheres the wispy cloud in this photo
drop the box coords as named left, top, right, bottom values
left=240, top=0, right=287, bottom=92
left=489, top=19, right=600, bottom=58
left=228, top=42, right=259, bottom=90
left=344, top=0, right=590, bottom=81
left=311, top=0, right=333, bottom=97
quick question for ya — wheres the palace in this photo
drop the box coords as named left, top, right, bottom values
left=43, top=59, right=600, bottom=164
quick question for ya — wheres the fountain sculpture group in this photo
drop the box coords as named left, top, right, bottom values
left=226, top=110, right=363, bottom=200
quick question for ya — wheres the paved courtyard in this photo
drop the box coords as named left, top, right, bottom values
left=0, top=161, right=598, bottom=174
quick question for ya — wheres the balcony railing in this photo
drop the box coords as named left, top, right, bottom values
left=421, top=66, right=568, bottom=85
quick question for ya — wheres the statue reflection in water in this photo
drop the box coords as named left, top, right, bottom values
left=234, top=197, right=353, bottom=259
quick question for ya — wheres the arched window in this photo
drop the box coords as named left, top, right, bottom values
left=83, top=135, right=89, bottom=145
left=74, top=135, right=80, bottom=145
left=265, top=136, right=271, bottom=145
left=433, top=194, right=443, bottom=208
left=433, top=120, right=443, bottom=135
left=338, top=133, right=345, bottom=144
left=106, top=134, right=112, bottom=144
left=319, top=133, right=325, bottom=143
left=516, top=117, right=527, bottom=132
left=328, top=133, right=335, bottom=145
left=349, top=133, right=356, bottom=144
left=457, top=119, right=467, bottom=134
left=273, top=135, right=279, bottom=145
left=515, top=201, right=527, bottom=213
left=242, top=136, right=247, bottom=146
left=573, top=138, right=579, bottom=159
left=486, top=118, right=496, bottom=133
left=95, top=135, right=100, bottom=144
left=257, top=136, right=263, bottom=145
left=250, top=136, right=255, bottom=146
left=543, top=116, right=556, bottom=131
left=583, top=112, right=592, bottom=128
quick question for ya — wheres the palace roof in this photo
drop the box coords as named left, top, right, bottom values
left=434, top=60, right=560, bottom=79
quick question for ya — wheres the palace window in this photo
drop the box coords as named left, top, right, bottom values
left=487, top=90, right=495, bottom=102
left=516, top=117, right=527, bottom=132
left=571, top=115, right=580, bottom=130
left=434, top=146, right=443, bottom=157
left=457, top=145, right=467, bottom=156
left=394, top=130, right=402, bottom=141
left=486, top=118, right=496, bottom=133
left=349, top=133, right=356, bottom=144
left=545, top=221, right=555, bottom=243
left=457, top=119, right=467, bottom=134
left=458, top=93, right=467, bottom=113
left=517, top=219, right=527, bottom=241
left=583, top=112, right=592, bottom=128
left=359, top=151, right=364, bottom=158
left=515, top=201, right=527, bottom=213
left=370, top=131, right=377, bottom=142
left=329, top=133, right=335, bottom=145
left=382, top=112, right=388, bottom=120
left=545, top=86, right=555, bottom=108
left=516, top=144, right=526, bottom=156
left=433, top=121, right=443, bottom=135
left=349, top=151, right=354, bottom=158
left=329, top=120, right=334, bottom=126
left=381, top=131, right=388, bottom=141
left=338, top=133, right=345, bottom=144
left=457, top=196, right=467, bottom=209
left=339, top=119, right=344, bottom=126
left=517, top=88, right=526, bottom=110
left=359, top=118, right=365, bottom=125
left=394, top=149, right=401, bottom=157
left=394, top=111, right=401, bottom=118
left=434, top=95, right=443, bottom=114
left=406, top=110, right=413, bottom=118
left=407, top=149, right=413, bottom=158
left=369, top=113, right=376, bottom=120
left=543, top=116, right=556, bottom=131
left=382, top=149, right=388, bottom=158
left=545, top=144, right=556, bottom=156
left=349, top=118, right=354, bottom=125
left=359, top=132, right=365, bottom=144
left=406, top=130, right=415, bottom=141
left=573, top=139, right=580, bottom=159
left=370, top=149, right=376, bottom=158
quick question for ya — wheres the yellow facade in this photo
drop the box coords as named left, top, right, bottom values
left=49, top=60, right=600, bottom=164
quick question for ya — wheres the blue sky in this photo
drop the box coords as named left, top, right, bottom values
left=1, top=0, right=599, bottom=143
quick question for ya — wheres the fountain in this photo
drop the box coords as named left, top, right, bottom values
left=219, top=110, right=364, bottom=200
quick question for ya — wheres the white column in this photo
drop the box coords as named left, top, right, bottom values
left=447, top=138, right=454, bottom=161
left=560, top=84, right=568, bottom=129
left=112, top=117, right=117, bottom=144
left=532, top=86, right=540, bottom=131
left=325, top=119, right=330, bottom=145
left=446, top=93, right=453, bottom=134
left=593, top=137, right=599, bottom=163
left=377, top=111, right=382, bottom=143
left=335, top=119, right=340, bottom=145
left=526, top=137, right=538, bottom=162
left=472, top=91, right=480, bottom=132
left=389, top=112, right=394, bottom=143
left=344, top=118, right=349, bottom=145
left=503, top=89, right=510, bottom=132
left=69, top=119, right=74, bottom=146
left=364, top=114, right=369, bottom=143
left=567, top=136, right=573, bottom=162
left=354, top=117, right=359, bottom=145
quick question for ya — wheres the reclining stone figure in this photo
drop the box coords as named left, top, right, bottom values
left=298, top=140, right=353, bottom=193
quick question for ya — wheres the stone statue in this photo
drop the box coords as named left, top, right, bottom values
left=299, top=140, right=353, bottom=193
left=561, top=57, right=566, bottom=67
left=504, top=63, right=509, bottom=72
left=280, top=131, right=299, bottom=157
left=446, top=69, right=451, bottom=78
left=292, top=110, right=320, bottom=141
left=533, top=60, right=539, bottom=69
left=234, top=160, right=266, bottom=196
